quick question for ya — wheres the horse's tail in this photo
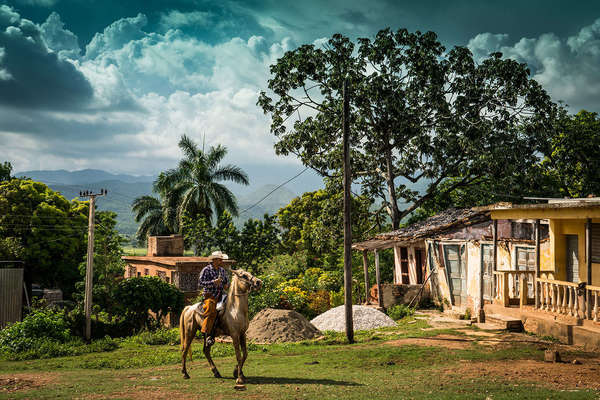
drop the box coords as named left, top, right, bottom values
left=180, top=306, right=188, bottom=354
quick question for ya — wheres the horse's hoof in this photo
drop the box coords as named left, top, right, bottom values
left=183, top=374, right=190, bottom=380
left=213, top=370, right=222, bottom=379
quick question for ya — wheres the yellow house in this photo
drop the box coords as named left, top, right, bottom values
left=484, top=199, right=600, bottom=321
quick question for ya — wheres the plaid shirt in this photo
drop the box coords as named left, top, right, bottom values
left=198, top=264, right=229, bottom=299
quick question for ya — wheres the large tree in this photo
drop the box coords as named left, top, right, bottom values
left=131, top=194, right=173, bottom=243
left=0, top=161, right=12, bottom=182
left=154, top=135, right=249, bottom=230
left=540, top=109, right=600, bottom=198
left=277, top=188, right=373, bottom=268
left=258, top=29, right=560, bottom=229
left=0, top=179, right=88, bottom=297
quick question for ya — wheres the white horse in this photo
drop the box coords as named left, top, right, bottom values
left=179, top=268, right=262, bottom=385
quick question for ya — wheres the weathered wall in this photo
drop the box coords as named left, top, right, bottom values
left=147, top=235, right=184, bottom=257
left=377, top=283, right=428, bottom=308
left=466, top=241, right=481, bottom=312
left=429, top=239, right=543, bottom=314
left=426, top=240, right=452, bottom=308
left=393, top=246, right=402, bottom=284
left=549, top=218, right=600, bottom=284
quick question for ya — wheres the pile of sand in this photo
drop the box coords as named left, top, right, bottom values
left=311, top=305, right=397, bottom=332
left=246, top=308, right=321, bottom=343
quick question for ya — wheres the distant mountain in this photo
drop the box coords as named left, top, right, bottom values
left=18, top=169, right=299, bottom=235
left=44, top=180, right=154, bottom=235
left=15, top=169, right=155, bottom=185
left=234, top=184, right=298, bottom=226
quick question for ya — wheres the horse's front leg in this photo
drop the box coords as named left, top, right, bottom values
left=231, top=334, right=244, bottom=385
left=203, top=336, right=221, bottom=378
left=239, top=333, right=248, bottom=380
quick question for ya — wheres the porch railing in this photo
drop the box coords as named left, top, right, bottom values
left=493, top=270, right=535, bottom=306
left=587, top=285, right=600, bottom=322
left=536, top=277, right=580, bottom=317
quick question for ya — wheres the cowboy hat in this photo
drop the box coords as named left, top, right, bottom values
left=209, top=251, right=229, bottom=260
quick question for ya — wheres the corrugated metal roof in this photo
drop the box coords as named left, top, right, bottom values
left=478, top=200, right=600, bottom=211
left=353, top=208, right=489, bottom=251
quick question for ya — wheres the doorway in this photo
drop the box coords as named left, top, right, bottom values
left=566, top=235, right=579, bottom=283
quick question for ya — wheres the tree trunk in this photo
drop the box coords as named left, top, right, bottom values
left=384, top=145, right=400, bottom=230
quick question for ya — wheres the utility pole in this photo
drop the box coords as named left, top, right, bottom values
left=342, top=78, right=354, bottom=344
left=79, top=189, right=107, bottom=342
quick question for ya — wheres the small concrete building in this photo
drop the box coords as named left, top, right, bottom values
left=122, top=235, right=235, bottom=303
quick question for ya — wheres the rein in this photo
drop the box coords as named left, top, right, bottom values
left=231, top=274, right=253, bottom=297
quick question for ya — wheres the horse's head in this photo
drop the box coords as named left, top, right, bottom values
left=231, top=269, right=262, bottom=293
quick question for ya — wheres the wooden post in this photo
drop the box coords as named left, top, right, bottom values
left=84, top=195, right=96, bottom=342
left=492, top=220, right=498, bottom=300
left=80, top=189, right=106, bottom=342
left=478, top=239, right=485, bottom=322
left=535, top=219, right=541, bottom=309
left=342, top=78, right=354, bottom=343
left=375, top=250, right=383, bottom=309
left=502, top=273, right=510, bottom=307
left=362, top=250, right=370, bottom=304
left=586, top=218, right=592, bottom=319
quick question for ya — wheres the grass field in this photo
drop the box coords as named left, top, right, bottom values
left=1, top=318, right=599, bottom=399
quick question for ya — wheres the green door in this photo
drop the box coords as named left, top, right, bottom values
left=444, top=244, right=464, bottom=306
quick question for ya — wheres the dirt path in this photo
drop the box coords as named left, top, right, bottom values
left=443, top=358, right=600, bottom=390
left=0, top=371, right=59, bottom=394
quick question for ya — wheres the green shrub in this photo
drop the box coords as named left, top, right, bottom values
left=1, top=336, right=118, bottom=361
left=113, top=276, right=184, bottom=330
left=126, top=328, right=180, bottom=346
left=0, top=307, right=72, bottom=353
left=306, top=290, right=331, bottom=319
left=248, top=273, right=286, bottom=318
left=386, top=304, right=415, bottom=320
left=0, top=307, right=119, bottom=360
left=329, top=288, right=344, bottom=307
left=318, top=270, right=341, bottom=291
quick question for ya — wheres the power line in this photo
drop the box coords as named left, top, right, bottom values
left=239, top=167, right=309, bottom=215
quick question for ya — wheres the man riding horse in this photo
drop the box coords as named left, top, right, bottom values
left=197, top=251, right=229, bottom=346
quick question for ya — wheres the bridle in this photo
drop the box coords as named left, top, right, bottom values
left=231, top=271, right=260, bottom=297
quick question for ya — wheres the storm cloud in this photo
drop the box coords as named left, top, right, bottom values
left=468, top=17, right=600, bottom=111
left=0, top=6, right=93, bottom=110
left=1, top=0, right=600, bottom=178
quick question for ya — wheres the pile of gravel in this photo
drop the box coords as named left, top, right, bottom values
left=311, top=305, right=397, bottom=332
left=246, top=308, right=321, bottom=343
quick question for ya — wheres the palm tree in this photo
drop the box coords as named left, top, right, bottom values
left=131, top=195, right=173, bottom=243
left=154, top=135, right=249, bottom=230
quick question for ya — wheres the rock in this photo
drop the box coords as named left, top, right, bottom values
left=544, top=350, right=561, bottom=363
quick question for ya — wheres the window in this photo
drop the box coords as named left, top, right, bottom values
left=515, top=247, right=536, bottom=271
left=144, top=268, right=149, bottom=276
left=137, top=271, right=141, bottom=277
left=592, top=224, right=600, bottom=263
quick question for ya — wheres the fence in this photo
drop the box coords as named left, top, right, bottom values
left=0, top=268, right=24, bottom=329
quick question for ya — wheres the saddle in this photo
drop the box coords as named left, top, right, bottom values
left=193, top=293, right=228, bottom=320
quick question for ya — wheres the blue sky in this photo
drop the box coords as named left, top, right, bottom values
left=2, top=0, right=600, bottom=187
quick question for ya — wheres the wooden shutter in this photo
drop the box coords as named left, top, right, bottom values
left=592, top=224, right=600, bottom=263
